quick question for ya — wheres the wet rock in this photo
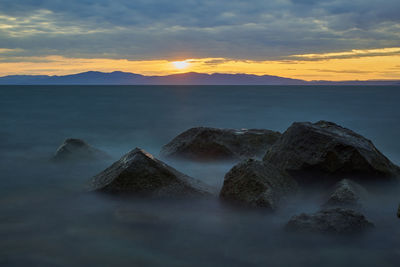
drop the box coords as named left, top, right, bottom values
left=323, top=179, right=368, bottom=208
left=264, top=121, right=400, bottom=185
left=160, top=127, right=281, bottom=161
left=219, top=159, right=298, bottom=210
left=285, top=208, right=374, bottom=234
left=89, top=148, right=213, bottom=197
left=52, top=138, right=109, bottom=162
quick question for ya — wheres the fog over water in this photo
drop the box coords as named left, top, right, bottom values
left=0, top=85, right=399, bottom=266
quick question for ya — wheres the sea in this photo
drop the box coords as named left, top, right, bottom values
left=1, top=85, right=399, bottom=266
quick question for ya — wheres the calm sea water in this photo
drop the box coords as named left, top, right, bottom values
left=0, top=85, right=399, bottom=266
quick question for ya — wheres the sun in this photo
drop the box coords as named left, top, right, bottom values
left=172, top=60, right=190, bottom=70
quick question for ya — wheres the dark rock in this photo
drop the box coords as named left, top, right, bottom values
left=52, top=138, right=109, bottom=162
left=219, top=159, right=298, bottom=210
left=160, top=127, right=281, bottom=161
left=397, top=204, right=400, bottom=218
left=89, top=148, right=213, bottom=197
left=323, top=179, right=368, bottom=208
left=264, top=121, right=400, bottom=185
left=285, top=208, right=374, bottom=234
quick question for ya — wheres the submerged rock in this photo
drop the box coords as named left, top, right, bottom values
left=285, top=208, right=374, bottom=234
left=52, top=138, right=109, bottom=162
left=323, top=179, right=368, bottom=208
left=89, top=148, right=212, bottom=197
left=219, top=159, right=298, bottom=210
left=160, top=127, right=281, bottom=161
left=264, top=121, right=400, bottom=185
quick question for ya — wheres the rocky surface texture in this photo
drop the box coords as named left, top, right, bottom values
left=52, top=138, right=109, bottom=162
left=219, top=159, right=298, bottom=210
left=264, top=121, right=400, bottom=185
left=160, top=127, right=281, bottom=161
left=285, top=208, right=374, bottom=234
left=89, top=148, right=213, bottom=197
left=323, top=179, right=368, bottom=208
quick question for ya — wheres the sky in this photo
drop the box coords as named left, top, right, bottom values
left=0, top=0, right=399, bottom=81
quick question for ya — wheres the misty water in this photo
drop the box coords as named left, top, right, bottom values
left=1, top=85, right=399, bottom=266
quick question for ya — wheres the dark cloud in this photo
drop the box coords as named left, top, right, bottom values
left=0, top=0, right=399, bottom=60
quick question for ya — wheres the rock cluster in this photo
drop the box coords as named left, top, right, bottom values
left=59, top=120, right=399, bottom=234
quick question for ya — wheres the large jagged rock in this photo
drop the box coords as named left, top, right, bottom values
left=160, top=127, right=281, bottom=161
left=52, top=138, right=109, bottom=162
left=285, top=208, right=374, bottom=234
left=219, top=159, right=298, bottom=210
left=264, top=121, right=400, bottom=185
left=323, top=179, right=368, bottom=208
left=89, top=148, right=213, bottom=197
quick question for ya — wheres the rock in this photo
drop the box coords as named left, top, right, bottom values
left=52, top=138, right=109, bottom=162
left=89, top=148, right=213, bottom=197
left=264, top=121, right=400, bottom=185
left=323, top=179, right=368, bottom=208
left=219, top=159, right=298, bottom=210
left=160, top=127, right=281, bottom=161
left=285, top=208, right=374, bottom=234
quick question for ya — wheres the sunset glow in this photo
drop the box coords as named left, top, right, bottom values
left=0, top=47, right=399, bottom=81
left=0, top=1, right=399, bottom=81
left=172, top=61, right=190, bottom=70
left=2, top=1, right=400, bottom=264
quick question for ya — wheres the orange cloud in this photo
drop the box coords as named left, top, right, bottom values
left=0, top=48, right=400, bottom=81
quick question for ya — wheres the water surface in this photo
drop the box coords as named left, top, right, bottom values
left=1, top=85, right=399, bottom=266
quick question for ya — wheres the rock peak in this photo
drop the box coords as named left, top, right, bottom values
left=264, top=120, right=400, bottom=184
left=64, top=138, right=87, bottom=145
left=89, top=148, right=213, bottom=197
left=52, top=138, right=109, bottom=162
left=161, top=127, right=281, bottom=161
left=285, top=208, right=374, bottom=234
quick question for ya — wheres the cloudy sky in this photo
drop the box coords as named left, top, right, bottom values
left=0, top=0, right=399, bottom=80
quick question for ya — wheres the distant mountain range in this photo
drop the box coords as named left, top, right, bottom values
left=0, top=71, right=399, bottom=85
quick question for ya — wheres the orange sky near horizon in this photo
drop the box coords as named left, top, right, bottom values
left=1, top=47, right=399, bottom=81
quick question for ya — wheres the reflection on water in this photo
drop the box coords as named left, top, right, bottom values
left=1, top=85, right=400, bottom=266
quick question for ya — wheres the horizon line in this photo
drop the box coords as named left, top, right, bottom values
left=1, top=70, right=400, bottom=83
